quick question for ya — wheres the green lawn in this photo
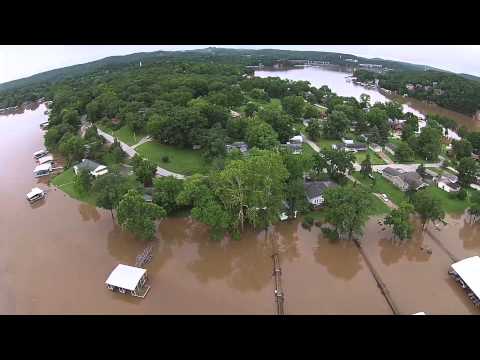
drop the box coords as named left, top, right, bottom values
left=351, top=172, right=407, bottom=207
left=354, top=150, right=386, bottom=165
left=421, top=187, right=478, bottom=214
left=345, top=182, right=390, bottom=215
left=303, top=142, right=317, bottom=157
left=315, top=137, right=339, bottom=150
left=51, top=168, right=96, bottom=205
left=98, top=125, right=144, bottom=146
left=136, top=141, right=211, bottom=175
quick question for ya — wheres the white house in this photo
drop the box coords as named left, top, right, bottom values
left=290, top=135, right=304, bottom=144
left=437, top=175, right=461, bottom=193
left=449, top=256, right=480, bottom=307
left=304, top=181, right=338, bottom=207
left=74, top=159, right=109, bottom=177
left=26, top=187, right=45, bottom=203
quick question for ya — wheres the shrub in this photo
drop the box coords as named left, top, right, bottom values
left=162, top=155, right=170, bottom=163
left=456, top=188, right=468, bottom=200
left=302, top=214, right=314, bottom=229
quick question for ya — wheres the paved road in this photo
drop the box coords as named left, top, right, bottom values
left=96, top=127, right=186, bottom=180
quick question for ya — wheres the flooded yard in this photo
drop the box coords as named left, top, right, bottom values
left=1, top=104, right=479, bottom=314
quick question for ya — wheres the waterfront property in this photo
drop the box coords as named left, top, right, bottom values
left=105, top=264, right=150, bottom=298
left=304, top=180, right=338, bottom=207
left=73, top=159, right=108, bottom=177
left=381, top=167, right=427, bottom=192
left=33, top=163, right=52, bottom=178
left=449, top=256, right=480, bottom=308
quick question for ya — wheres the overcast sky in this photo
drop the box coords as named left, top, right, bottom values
left=1, top=45, right=480, bottom=84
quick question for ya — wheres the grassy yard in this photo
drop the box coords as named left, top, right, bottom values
left=421, top=187, right=478, bottom=214
left=351, top=172, right=407, bottom=207
left=51, top=168, right=96, bottom=205
left=136, top=141, right=211, bottom=175
left=98, top=125, right=144, bottom=146
left=345, top=181, right=390, bottom=215
left=354, top=150, right=386, bottom=165
left=315, top=137, right=339, bottom=150
left=303, top=142, right=318, bottom=157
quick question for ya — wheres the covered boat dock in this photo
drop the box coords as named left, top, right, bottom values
left=105, top=264, right=150, bottom=298
left=449, top=256, right=480, bottom=307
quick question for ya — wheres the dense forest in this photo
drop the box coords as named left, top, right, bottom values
left=355, top=69, right=480, bottom=116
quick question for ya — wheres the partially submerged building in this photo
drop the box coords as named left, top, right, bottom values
left=26, top=187, right=45, bottom=203
left=105, top=264, right=150, bottom=298
left=33, top=163, right=52, bottom=178
left=449, top=256, right=480, bottom=307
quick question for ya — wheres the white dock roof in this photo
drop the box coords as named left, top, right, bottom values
left=34, top=163, right=52, bottom=172
left=27, top=187, right=43, bottom=199
left=38, top=155, right=53, bottom=164
left=105, top=264, right=147, bottom=291
left=451, top=256, right=480, bottom=297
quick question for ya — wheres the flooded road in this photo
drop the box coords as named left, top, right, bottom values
left=256, top=66, right=480, bottom=131
left=1, top=104, right=479, bottom=314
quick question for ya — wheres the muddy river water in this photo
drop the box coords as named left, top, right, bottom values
left=1, top=103, right=479, bottom=314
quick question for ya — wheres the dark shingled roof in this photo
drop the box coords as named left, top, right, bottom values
left=399, top=172, right=425, bottom=189
left=382, top=167, right=403, bottom=177
left=304, top=181, right=338, bottom=200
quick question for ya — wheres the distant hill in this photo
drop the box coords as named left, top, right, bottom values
left=0, top=46, right=478, bottom=92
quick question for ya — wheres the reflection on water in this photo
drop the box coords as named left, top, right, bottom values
left=2, top=102, right=480, bottom=314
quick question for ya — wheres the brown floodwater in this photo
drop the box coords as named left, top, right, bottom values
left=1, top=104, right=479, bottom=314
left=256, top=67, right=480, bottom=131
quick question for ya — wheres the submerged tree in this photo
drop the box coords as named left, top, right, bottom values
left=117, top=189, right=166, bottom=241
left=322, top=186, right=373, bottom=241
left=412, top=190, right=445, bottom=230
left=384, top=202, right=415, bottom=241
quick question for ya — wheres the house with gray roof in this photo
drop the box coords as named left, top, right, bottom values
left=381, top=167, right=427, bottom=192
left=74, top=159, right=109, bottom=177
left=225, top=142, right=249, bottom=154
left=304, top=181, right=338, bottom=207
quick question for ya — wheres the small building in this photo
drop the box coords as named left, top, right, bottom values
left=37, top=154, right=54, bottom=165
left=105, top=264, right=150, bottom=298
left=33, top=163, right=52, bottom=178
left=192, top=144, right=202, bottom=150
left=26, top=187, right=45, bottom=203
left=281, top=143, right=302, bottom=155
left=382, top=167, right=427, bottom=192
left=384, top=143, right=397, bottom=156
left=449, top=256, right=480, bottom=307
left=225, top=141, right=249, bottom=154
left=39, top=121, right=49, bottom=130
left=304, top=181, right=338, bottom=207
left=289, top=135, right=304, bottom=144
left=230, top=110, right=241, bottom=118
left=412, top=312, right=426, bottom=315
left=33, top=149, right=49, bottom=160
left=333, top=143, right=367, bottom=153
left=369, top=143, right=382, bottom=153
left=74, top=159, right=109, bottom=177
left=437, top=175, right=461, bottom=193
left=279, top=201, right=297, bottom=221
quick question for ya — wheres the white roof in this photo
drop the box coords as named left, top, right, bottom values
left=27, top=187, right=44, bottom=199
left=412, top=312, right=426, bottom=315
left=105, top=264, right=147, bottom=291
left=451, top=256, right=480, bottom=297
left=38, top=155, right=53, bottom=164
left=34, top=163, right=52, bottom=173
left=33, top=149, right=47, bottom=156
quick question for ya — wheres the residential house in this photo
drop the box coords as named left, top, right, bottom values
left=369, top=143, right=382, bottom=153
left=384, top=143, right=397, bottom=156
left=290, top=135, right=304, bottom=144
left=332, top=142, right=367, bottom=153
left=382, top=167, right=427, bottom=192
left=437, top=174, right=461, bottom=193
left=304, top=181, right=338, bottom=207
left=74, top=159, right=109, bottom=177
left=281, top=143, right=303, bottom=154
left=225, top=141, right=249, bottom=154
